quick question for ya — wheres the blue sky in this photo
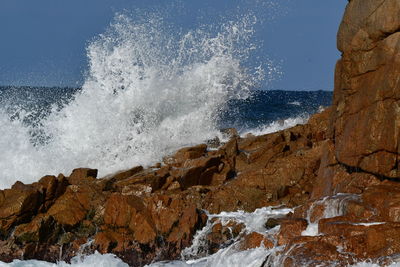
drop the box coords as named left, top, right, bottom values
left=0, top=0, right=346, bottom=90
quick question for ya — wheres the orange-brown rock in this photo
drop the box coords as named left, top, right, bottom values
left=103, top=193, right=156, bottom=244
left=14, top=214, right=56, bottom=243
left=0, top=182, right=41, bottom=236
left=279, top=235, right=352, bottom=267
left=68, top=168, right=98, bottom=185
left=239, top=232, right=274, bottom=250
left=277, top=218, right=308, bottom=246
left=164, top=144, right=207, bottom=167
left=106, top=166, right=144, bottom=181
left=317, top=0, right=400, bottom=200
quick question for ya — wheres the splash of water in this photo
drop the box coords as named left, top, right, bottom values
left=240, top=114, right=309, bottom=137
left=0, top=13, right=265, bottom=188
left=301, top=194, right=360, bottom=236
left=0, top=252, right=128, bottom=267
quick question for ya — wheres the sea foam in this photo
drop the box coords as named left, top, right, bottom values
left=0, top=13, right=266, bottom=188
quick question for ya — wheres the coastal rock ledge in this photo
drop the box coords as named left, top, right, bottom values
left=0, top=0, right=399, bottom=266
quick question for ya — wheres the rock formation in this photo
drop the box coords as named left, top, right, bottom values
left=0, top=108, right=329, bottom=266
left=276, top=0, right=400, bottom=265
left=0, top=0, right=399, bottom=266
left=314, top=0, right=400, bottom=200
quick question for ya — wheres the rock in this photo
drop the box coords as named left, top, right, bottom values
left=205, top=220, right=245, bottom=254
left=265, top=218, right=280, bottom=229
left=14, top=215, right=56, bottom=243
left=37, top=175, right=69, bottom=211
left=107, top=166, right=144, bottom=181
left=47, top=182, right=105, bottom=227
left=46, top=189, right=87, bottom=227
left=68, top=168, right=98, bottom=185
left=174, top=156, right=221, bottom=189
left=206, top=136, right=221, bottom=149
left=121, top=184, right=152, bottom=197
left=239, top=232, right=273, bottom=250
left=0, top=183, right=41, bottom=236
left=164, top=144, right=208, bottom=166
left=103, top=193, right=156, bottom=244
left=280, top=235, right=350, bottom=267
left=329, top=0, right=400, bottom=180
left=277, top=218, right=308, bottom=246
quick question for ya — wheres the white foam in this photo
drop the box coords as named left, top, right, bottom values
left=287, top=101, right=301, bottom=106
left=301, top=194, right=360, bottom=236
left=207, top=206, right=293, bottom=233
left=147, top=247, right=273, bottom=267
left=181, top=206, right=291, bottom=261
left=351, top=222, right=386, bottom=226
left=154, top=207, right=291, bottom=267
left=0, top=252, right=128, bottom=267
left=301, top=223, right=319, bottom=236
left=240, top=115, right=308, bottom=137
left=0, top=13, right=268, bottom=189
left=351, top=262, right=400, bottom=267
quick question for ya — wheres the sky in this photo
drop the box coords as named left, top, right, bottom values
left=0, top=0, right=347, bottom=91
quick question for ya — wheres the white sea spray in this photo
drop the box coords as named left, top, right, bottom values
left=0, top=13, right=270, bottom=189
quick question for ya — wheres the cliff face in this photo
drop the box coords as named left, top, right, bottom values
left=335, top=0, right=399, bottom=177
left=314, top=0, right=400, bottom=198
left=277, top=1, right=400, bottom=265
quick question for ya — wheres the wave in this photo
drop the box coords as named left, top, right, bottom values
left=240, top=114, right=309, bottom=137
left=0, top=13, right=266, bottom=189
left=0, top=252, right=128, bottom=267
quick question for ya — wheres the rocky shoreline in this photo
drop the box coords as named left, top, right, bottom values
left=0, top=0, right=399, bottom=266
left=0, top=106, right=330, bottom=266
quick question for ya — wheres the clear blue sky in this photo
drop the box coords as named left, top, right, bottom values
left=0, top=0, right=346, bottom=90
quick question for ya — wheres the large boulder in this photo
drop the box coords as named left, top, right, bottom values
left=329, top=0, right=400, bottom=181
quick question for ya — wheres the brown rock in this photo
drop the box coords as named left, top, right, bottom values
left=164, top=144, right=208, bottom=166
left=47, top=182, right=105, bottom=227
left=14, top=215, right=56, bottom=243
left=330, top=0, right=400, bottom=180
left=172, top=156, right=221, bottom=189
left=107, top=166, right=144, bottom=181
left=281, top=235, right=349, bottom=267
left=0, top=183, right=41, bottom=235
left=68, top=168, right=98, bottom=185
left=204, top=220, right=245, bottom=254
left=104, top=193, right=156, bottom=244
left=239, top=232, right=273, bottom=250
left=277, top=218, right=308, bottom=246
left=46, top=188, right=87, bottom=227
